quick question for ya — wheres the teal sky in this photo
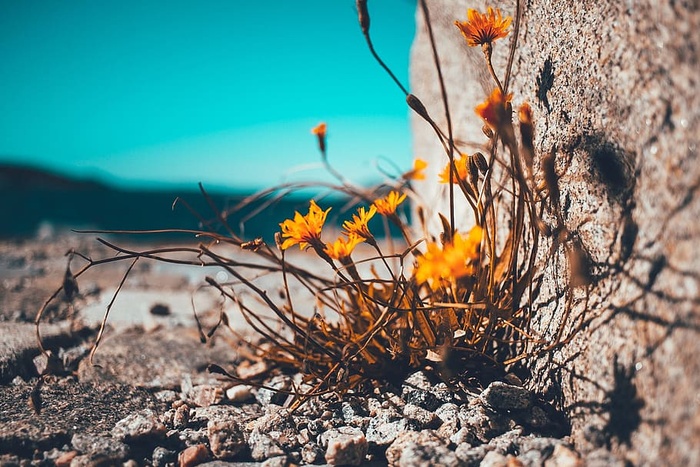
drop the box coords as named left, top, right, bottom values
left=0, top=1, right=417, bottom=191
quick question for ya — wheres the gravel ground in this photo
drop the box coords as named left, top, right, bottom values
left=0, top=233, right=628, bottom=466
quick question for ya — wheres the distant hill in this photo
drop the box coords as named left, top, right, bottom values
left=0, top=163, right=108, bottom=192
left=0, top=163, right=403, bottom=241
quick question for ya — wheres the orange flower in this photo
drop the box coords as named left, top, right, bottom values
left=311, top=122, right=327, bottom=153
left=324, top=233, right=364, bottom=261
left=403, top=158, right=428, bottom=181
left=414, top=226, right=483, bottom=290
left=343, top=205, right=377, bottom=240
left=438, top=153, right=469, bottom=184
left=311, top=122, right=326, bottom=137
left=279, top=200, right=330, bottom=250
left=373, top=190, right=407, bottom=216
left=475, top=88, right=513, bottom=130
left=454, top=7, right=512, bottom=47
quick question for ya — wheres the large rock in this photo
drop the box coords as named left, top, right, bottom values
left=409, top=1, right=699, bottom=465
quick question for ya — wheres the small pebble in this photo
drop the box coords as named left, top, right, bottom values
left=226, top=384, right=254, bottom=403
left=112, top=409, right=167, bottom=442
left=322, top=427, right=368, bottom=466
left=480, top=381, right=533, bottom=411
left=178, top=444, right=211, bottom=467
left=207, top=418, right=247, bottom=459
left=54, top=451, right=77, bottom=467
left=152, top=446, right=177, bottom=467
left=188, top=384, right=225, bottom=407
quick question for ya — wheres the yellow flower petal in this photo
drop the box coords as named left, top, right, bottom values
left=373, top=191, right=406, bottom=216
left=279, top=200, right=330, bottom=250
left=454, top=7, right=512, bottom=47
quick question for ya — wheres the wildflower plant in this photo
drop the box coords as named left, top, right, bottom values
left=36, top=1, right=582, bottom=409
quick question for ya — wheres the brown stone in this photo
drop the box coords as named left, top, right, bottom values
left=178, top=443, right=210, bottom=467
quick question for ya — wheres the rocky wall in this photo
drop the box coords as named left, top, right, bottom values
left=409, top=1, right=699, bottom=464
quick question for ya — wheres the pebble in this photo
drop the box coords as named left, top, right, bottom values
left=54, top=451, right=78, bottom=467
left=207, top=418, right=247, bottom=459
left=480, top=382, right=533, bottom=411
left=151, top=446, right=177, bottom=467
left=385, top=430, right=459, bottom=467
left=177, top=428, right=209, bottom=447
left=402, top=402, right=441, bottom=429
left=404, top=388, right=441, bottom=411
left=226, top=384, right=254, bottom=403
left=458, top=403, right=514, bottom=442
left=403, top=370, right=433, bottom=390
left=248, top=430, right=286, bottom=461
left=70, top=433, right=130, bottom=461
left=256, top=375, right=292, bottom=406
left=178, top=443, right=211, bottom=467
left=321, top=427, right=368, bottom=466
left=301, top=442, right=324, bottom=464
left=365, top=411, right=407, bottom=446
left=188, top=384, right=225, bottom=407
left=112, top=409, right=167, bottom=442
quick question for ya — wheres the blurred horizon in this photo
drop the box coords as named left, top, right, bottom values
left=0, top=1, right=417, bottom=192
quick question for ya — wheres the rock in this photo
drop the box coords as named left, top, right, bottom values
left=340, top=399, right=368, bottom=426
left=154, top=389, right=179, bottom=404
left=207, top=418, right=246, bottom=459
left=189, top=404, right=258, bottom=427
left=188, top=384, right=225, bottom=407
left=385, top=430, right=459, bottom=467
left=70, top=433, right=130, bottom=461
left=435, top=402, right=460, bottom=440
left=178, top=443, right=211, bottom=467
left=301, top=442, right=324, bottom=464
left=111, top=409, right=167, bottom=442
left=450, top=427, right=477, bottom=447
left=173, top=402, right=190, bottom=430
left=402, top=403, right=441, bottom=429
left=404, top=388, right=441, bottom=411
left=480, top=382, right=533, bottom=411
left=54, top=451, right=78, bottom=467
left=365, top=411, right=408, bottom=447
left=255, top=375, right=292, bottom=406
left=487, top=428, right=523, bottom=453
left=320, top=427, right=368, bottom=466
left=454, top=444, right=494, bottom=467
left=247, top=430, right=285, bottom=462
left=403, top=370, right=433, bottom=391
left=458, top=403, right=514, bottom=442
left=411, top=2, right=700, bottom=465
left=225, top=384, right=254, bottom=403
left=176, top=428, right=209, bottom=448
left=151, top=446, right=177, bottom=467
left=248, top=406, right=295, bottom=434
left=518, top=437, right=572, bottom=466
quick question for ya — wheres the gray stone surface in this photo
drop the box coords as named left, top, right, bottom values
left=410, top=1, right=700, bottom=465
left=0, top=321, right=74, bottom=383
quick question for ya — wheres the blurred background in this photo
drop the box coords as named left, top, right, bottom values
left=0, top=0, right=416, bottom=239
